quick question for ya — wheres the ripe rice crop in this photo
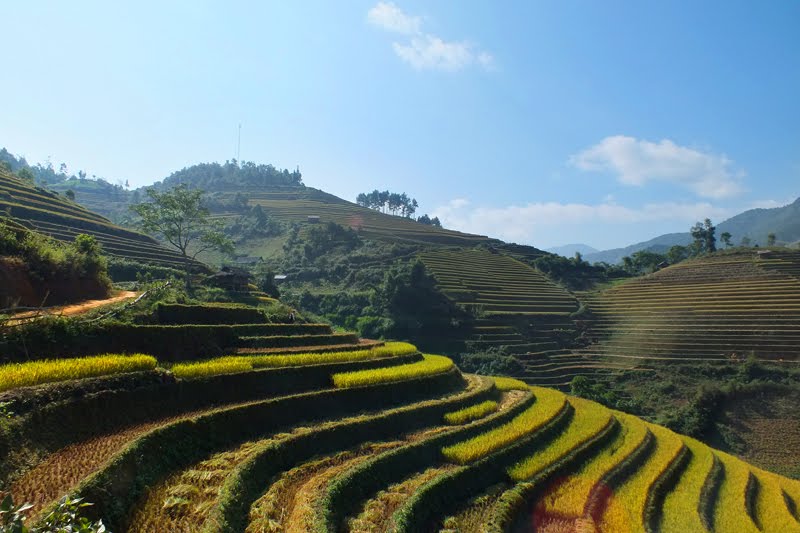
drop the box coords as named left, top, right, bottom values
left=508, top=397, right=612, bottom=481
left=713, top=452, right=760, bottom=533
left=0, top=353, right=157, bottom=392
left=171, top=342, right=418, bottom=379
left=331, top=354, right=454, bottom=388
left=442, top=387, right=566, bottom=465
left=443, top=400, right=499, bottom=425
left=659, top=436, right=714, bottom=532
left=492, top=376, right=529, bottom=391
left=536, top=412, right=649, bottom=519
left=170, top=357, right=253, bottom=379
left=250, top=342, right=417, bottom=368
left=752, top=468, right=800, bottom=532
left=598, top=424, right=684, bottom=532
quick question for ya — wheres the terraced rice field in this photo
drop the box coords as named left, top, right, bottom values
left=2, top=300, right=799, bottom=531
left=5, top=354, right=799, bottom=531
left=0, top=169, right=197, bottom=269
left=244, top=187, right=493, bottom=246
left=420, top=249, right=578, bottom=316
left=580, top=251, right=800, bottom=362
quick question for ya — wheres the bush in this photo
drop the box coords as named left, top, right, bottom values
left=156, top=303, right=267, bottom=325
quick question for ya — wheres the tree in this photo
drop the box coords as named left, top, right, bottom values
left=720, top=232, right=732, bottom=248
left=667, top=245, right=690, bottom=264
left=767, top=233, right=776, bottom=246
left=65, top=189, right=75, bottom=201
left=740, top=236, right=752, bottom=247
left=130, top=184, right=233, bottom=289
left=16, top=168, right=35, bottom=184
left=690, top=218, right=716, bottom=254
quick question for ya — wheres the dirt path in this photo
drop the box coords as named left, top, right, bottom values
left=8, top=291, right=138, bottom=324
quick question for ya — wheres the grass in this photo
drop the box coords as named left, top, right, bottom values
left=441, top=387, right=566, bottom=465
left=0, top=353, right=157, bottom=392
left=171, top=342, right=417, bottom=379
left=331, top=354, right=453, bottom=388
left=443, top=400, right=499, bottom=425
left=491, top=376, right=529, bottom=391
left=507, top=397, right=613, bottom=481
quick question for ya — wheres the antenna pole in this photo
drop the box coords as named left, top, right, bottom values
left=237, top=123, right=242, bottom=165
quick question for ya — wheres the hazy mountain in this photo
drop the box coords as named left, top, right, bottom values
left=546, top=244, right=599, bottom=258
left=584, top=233, right=692, bottom=264
left=585, top=197, right=800, bottom=264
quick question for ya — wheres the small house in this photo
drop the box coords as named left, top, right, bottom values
left=204, top=266, right=253, bottom=291
left=307, top=215, right=320, bottom=224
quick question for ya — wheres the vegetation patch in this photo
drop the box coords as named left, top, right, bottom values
left=331, top=354, right=453, bottom=388
left=0, top=354, right=156, bottom=393
left=443, top=401, right=499, bottom=425
left=441, top=387, right=566, bottom=464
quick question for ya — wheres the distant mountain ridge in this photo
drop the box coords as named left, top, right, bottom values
left=584, top=197, right=800, bottom=264
left=545, top=243, right=599, bottom=258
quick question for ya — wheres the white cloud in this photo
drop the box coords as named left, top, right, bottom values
left=570, top=135, right=744, bottom=199
left=367, top=2, right=493, bottom=72
left=367, top=2, right=421, bottom=35
left=432, top=198, right=735, bottom=248
left=393, top=36, right=480, bottom=71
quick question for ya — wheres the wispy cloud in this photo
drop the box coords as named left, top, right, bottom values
left=367, top=2, right=493, bottom=72
left=367, top=1, right=421, bottom=35
left=432, top=198, right=734, bottom=247
left=570, top=135, right=744, bottom=199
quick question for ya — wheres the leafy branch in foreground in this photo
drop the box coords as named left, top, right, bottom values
left=0, top=494, right=106, bottom=533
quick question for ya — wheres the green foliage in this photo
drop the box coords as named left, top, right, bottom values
left=534, top=253, right=625, bottom=289
left=371, top=260, right=472, bottom=341
left=621, top=249, right=668, bottom=275
left=160, top=160, right=302, bottom=191
left=570, top=375, right=643, bottom=414
left=416, top=214, right=442, bottom=227
left=457, top=350, right=523, bottom=376
left=356, top=189, right=418, bottom=218
left=0, top=219, right=110, bottom=306
left=130, top=184, right=233, bottom=286
left=0, top=495, right=106, bottom=533
left=691, top=218, right=717, bottom=253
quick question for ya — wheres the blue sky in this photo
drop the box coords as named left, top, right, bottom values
left=2, top=1, right=798, bottom=249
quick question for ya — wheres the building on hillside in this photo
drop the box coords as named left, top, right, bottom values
left=204, top=266, right=252, bottom=291
left=307, top=215, right=320, bottom=223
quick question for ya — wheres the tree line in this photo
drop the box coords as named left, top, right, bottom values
left=356, top=189, right=442, bottom=226
left=356, top=190, right=418, bottom=217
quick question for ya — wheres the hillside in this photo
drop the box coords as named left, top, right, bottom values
left=0, top=168, right=197, bottom=272
left=1, top=301, right=799, bottom=532
left=585, top=197, right=800, bottom=264
left=581, top=250, right=800, bottom=361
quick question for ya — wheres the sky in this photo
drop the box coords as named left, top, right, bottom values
left=1, top=1, right=799, bottom=250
